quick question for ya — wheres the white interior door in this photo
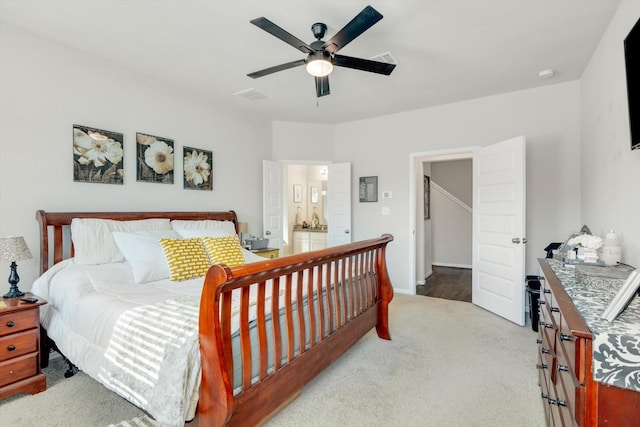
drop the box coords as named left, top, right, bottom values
left=472, top=136, right=526, bottom=325
left=327, top=163, right=352, bottom=247
left=262, top=160, right=284, bottom=253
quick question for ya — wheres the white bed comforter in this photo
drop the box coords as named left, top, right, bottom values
left=31, top=250, right=267, bottom=427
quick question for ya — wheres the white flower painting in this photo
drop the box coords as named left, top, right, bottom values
left=136, top=132, right=174, bottom=184
left=183, top=146, right=212, bottom=191
left=73, top=125, right=124, bottom=184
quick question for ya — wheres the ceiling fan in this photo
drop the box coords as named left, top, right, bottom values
left=247, top=5, right=396, bottom=98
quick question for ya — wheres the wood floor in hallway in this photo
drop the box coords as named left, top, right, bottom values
left=416, top=265, right=472, bottom=302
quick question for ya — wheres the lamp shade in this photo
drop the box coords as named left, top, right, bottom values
left=0, top=236, right=33, bottom=262
left=238, top=222, right=249, bottom=234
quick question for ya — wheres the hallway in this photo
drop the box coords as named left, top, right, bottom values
left=416, top=266, right=472, bottom=302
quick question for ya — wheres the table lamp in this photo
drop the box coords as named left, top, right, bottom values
left=0, top=236, right=33, bottom=298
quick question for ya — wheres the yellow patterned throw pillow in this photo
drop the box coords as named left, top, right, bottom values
left=159, top=238, right=211, bottom=281
left=202, top=235, right=245, bottom=267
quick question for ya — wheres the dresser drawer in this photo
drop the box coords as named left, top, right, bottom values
left=555, top=351, right=580, bottom=422
left=0, top=353, right=38, bottom=387
left=0, top=329, right=38, bottom=362
left=0, top=309, right=39, bottom=337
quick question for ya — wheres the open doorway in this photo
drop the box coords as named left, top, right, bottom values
left=410, top=136, right=527, bottom=325
left=284, top=163, right=329, bottom=257
left=264, top=161, right=352, bottom=257
left=412, top=149, right=474, bottom=302
left=417, top=158, right=472, bottom=302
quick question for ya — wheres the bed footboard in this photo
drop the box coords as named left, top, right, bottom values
left=196, top=234, right=394, bottom=427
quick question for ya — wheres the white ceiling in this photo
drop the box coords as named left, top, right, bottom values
left=0, top=0, right=620, bottom=124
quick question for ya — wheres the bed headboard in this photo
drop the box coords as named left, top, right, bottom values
left=35, top=210, right=239, bottom=275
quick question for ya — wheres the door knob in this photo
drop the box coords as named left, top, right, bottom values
left=265, top=230, right=271, bottom=235
left=512, top=237, right=521, bottom=244
left=345, top=229, right=350, bottom=234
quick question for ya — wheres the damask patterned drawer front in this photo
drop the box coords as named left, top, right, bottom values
left=0, top=353, right=38, bottom=387
left=0, top=329, right=38, bottom=362
left=0, top=309, right=38, bottom=337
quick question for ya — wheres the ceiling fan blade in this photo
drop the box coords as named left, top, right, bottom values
left=315, top=76, right=330, bottom=97
left=322, top=6, right=383, bottom=55
left=333, top=54, right=396, bottom=75
left=250, top=17, right=314, bottom=54
left=247, top=59, right=306, bottom=79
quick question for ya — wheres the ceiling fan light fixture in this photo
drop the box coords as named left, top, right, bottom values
left=306, top=58, right=333, bottom=77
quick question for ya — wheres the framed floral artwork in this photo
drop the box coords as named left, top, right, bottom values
left=136, top=132, right=174, bottom=184
left=73, top=125, right=124, bottom=184
left=183, top=146, right=213, bottom=190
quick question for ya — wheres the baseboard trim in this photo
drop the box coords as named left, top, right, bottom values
left=432, top=262, right=472, bottom=269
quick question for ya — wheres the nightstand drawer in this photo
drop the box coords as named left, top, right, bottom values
left=0, top=309, right=39, bottom=337
left=253, top=248, right=280, bottom=259
left=0, top=353, right=38, bottom=387
left=0, top=329, right=38, bottom=362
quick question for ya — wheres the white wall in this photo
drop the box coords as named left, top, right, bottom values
left=432, top=160, right=473, bottom=207
left=272, top=121, right=334, bottom=162
left=333, top=82, right=582, bottom=293
left=416, top=161, right=431, bottom=282
left=581, top=1, right=640, bottom=267
left=431, top=187, right=472, bottom=267
left=0, top=23, right=271, bottom=287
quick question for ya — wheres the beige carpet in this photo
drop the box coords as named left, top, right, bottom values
left=0, top=295, right=545, bottom=426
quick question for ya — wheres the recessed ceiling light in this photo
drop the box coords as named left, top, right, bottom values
left=538, top=69, right=555, bottom=79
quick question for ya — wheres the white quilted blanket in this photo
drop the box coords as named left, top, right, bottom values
left=31, top=249, right=281, bottom=427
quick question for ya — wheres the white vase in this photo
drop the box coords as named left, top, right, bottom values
left=598, top=230, right=622, bottom=266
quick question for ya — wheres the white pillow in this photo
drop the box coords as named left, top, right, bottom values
left=175, top=228, right=234, bottom=238
left=170, top=220, right=236, bottom=236
left=112, top=230, right=180, bottom=283
left=71, top=218, right=171, bottom=265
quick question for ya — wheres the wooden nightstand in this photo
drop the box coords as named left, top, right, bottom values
left=251, top=248, right=280, bottom=259
left=0, top=292, right=47, bottom=400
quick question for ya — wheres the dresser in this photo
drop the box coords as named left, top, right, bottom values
left=537, top=259, right=640, bottom=426
left=0, top=293, right=47, bottom=399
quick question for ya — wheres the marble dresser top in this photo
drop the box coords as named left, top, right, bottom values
left=546, top=259, right=640, bottom=392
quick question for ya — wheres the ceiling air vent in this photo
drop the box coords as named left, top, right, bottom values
left=234, top=88, right=268, bottom=101
left=368, top=51, right=397, bottom=65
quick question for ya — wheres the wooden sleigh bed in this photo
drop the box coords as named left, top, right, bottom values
left=35, top=210, right=394, bottom=426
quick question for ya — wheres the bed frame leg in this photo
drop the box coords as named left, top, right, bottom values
left=63, top=357, right=79, bottom=378
left=40, top=326, right=51, bottom=369
left=42, top=330, right=79, bottom=378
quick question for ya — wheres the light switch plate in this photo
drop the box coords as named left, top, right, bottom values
left=382, top=190, right=392, bottom=199
left=381, top=207, right=391, bottom=215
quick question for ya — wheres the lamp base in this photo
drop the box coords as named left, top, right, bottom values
left=4, top=261, right=25, bottom=298
left=3, top=285, right=24, bottom=299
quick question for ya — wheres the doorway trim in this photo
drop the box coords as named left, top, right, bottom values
left=408, top=146, right=479, bottom=296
